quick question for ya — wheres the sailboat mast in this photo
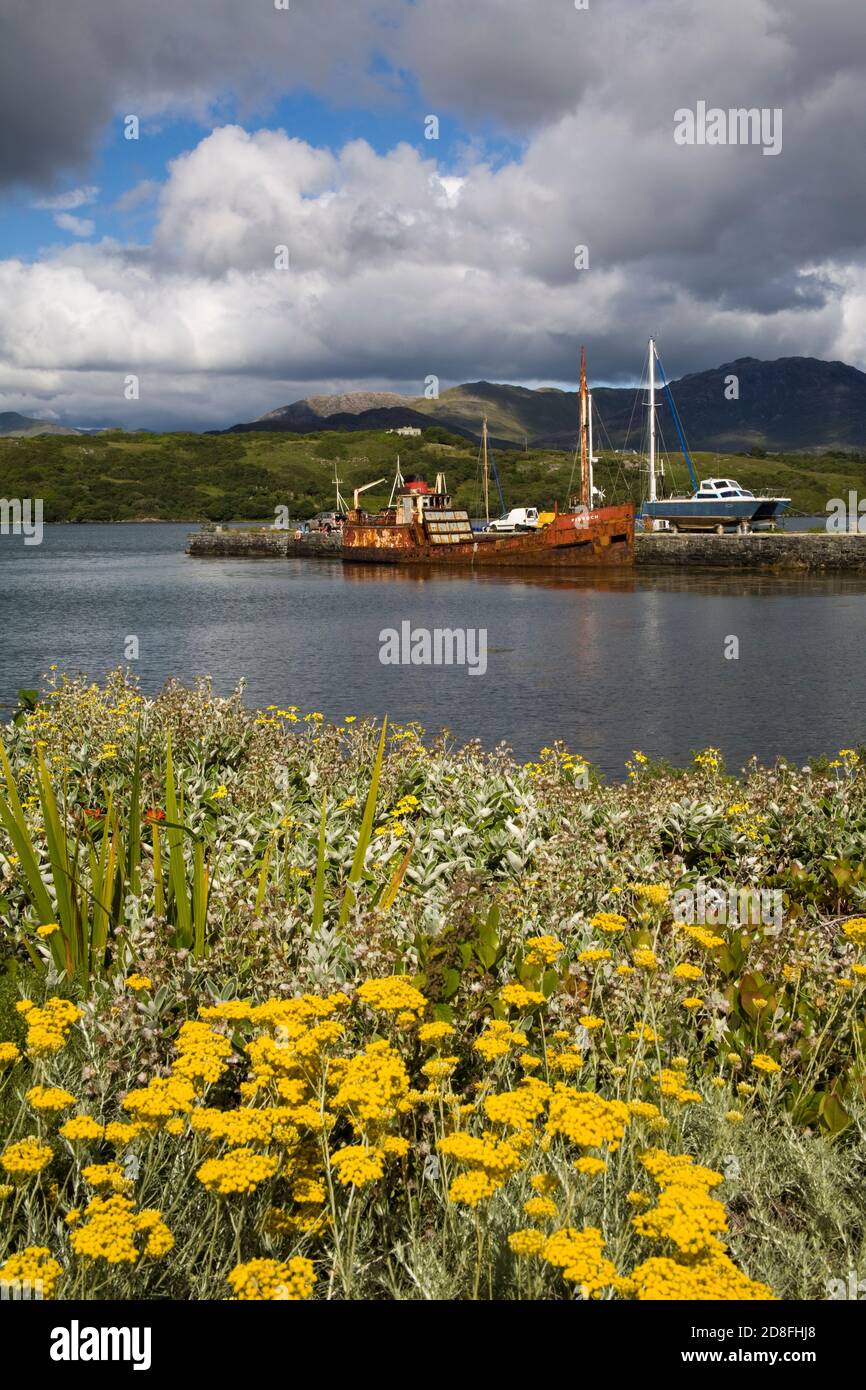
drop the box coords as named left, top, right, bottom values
left=587, top=390, right=594, bottom=507
left=579, top=346, right=590, bottom=508
left=648, top=338, right=657, bottom=504
left=482, top=416, right=490, bottom=524
left=334, top=460, right=347, bottom=515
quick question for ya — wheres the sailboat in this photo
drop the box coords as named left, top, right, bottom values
left=341, top=349, right=635, bottom=567
left=640, top=339, right=790, bottom=533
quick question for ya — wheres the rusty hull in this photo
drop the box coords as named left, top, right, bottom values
left=342, top=504, right=634, bottom=568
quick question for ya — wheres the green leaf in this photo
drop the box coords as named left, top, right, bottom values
left=441, top=968, right=461, bottom=1000
left=818, top=1091, right=850, bottom=1136
left=476, top=905, right=500, bottom=968
left=164, top=733, right=192, bottom=947
left=339, top=716, right=387, bottom=927
left=312, top=798, right=327, bottom=931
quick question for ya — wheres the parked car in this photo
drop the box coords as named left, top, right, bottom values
left=307, top=511, right=345, bottom=534
left=485, top=507, right=541, bottom=533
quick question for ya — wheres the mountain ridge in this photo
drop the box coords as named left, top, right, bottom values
left=221, top=356, right=866, bottom=453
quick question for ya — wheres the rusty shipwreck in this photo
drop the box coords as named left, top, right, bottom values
left=341, top=349, right=634, bottom=569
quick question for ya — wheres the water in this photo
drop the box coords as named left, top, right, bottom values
left=1, top=523, right=864, bottom=777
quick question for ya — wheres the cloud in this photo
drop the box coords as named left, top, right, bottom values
left=33, top=185, right=99, bottom=211
left=0, top=0, right=405, bottom=190
left=114, top=180, right=160, bottom=214
left=53, top=213, right=96, bottom=237
left=0, top=1, right=864, bottom=426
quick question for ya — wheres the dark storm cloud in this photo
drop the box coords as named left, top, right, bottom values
left=0, top=0, right=864, bottom=425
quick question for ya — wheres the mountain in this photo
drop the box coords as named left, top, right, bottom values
left=223, top=357, right=866, bottom=453
left=224, top=403, right=494, bottom=446
left=0, top=411, right=82, bottom=437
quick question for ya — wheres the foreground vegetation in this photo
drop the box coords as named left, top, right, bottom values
left=2, top=427, right=864, bottom=523
left=1, top=672, right=865, bottom=1300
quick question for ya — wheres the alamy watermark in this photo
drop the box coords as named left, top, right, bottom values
left=2, top=1276, right=45, bottom=1300
left=674, top=101, right=782, bottom=157
left=672, top=879, right=783, bottom=931
left=826, top=1272, right=866, bottom=1300
left=50, top=1321, right=152, bottom=1370
left=0, top=497, right=43, bottom=545
left=379, top=622, right=487, bottom=677
left=826, top=492, right=866, bottom=533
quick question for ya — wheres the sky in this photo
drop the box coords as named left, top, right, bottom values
left=0, top=0, right=864, bottom=430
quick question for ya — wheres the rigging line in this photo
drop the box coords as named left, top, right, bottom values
left=620, top=349, right=647, bottom=456
left=655, top=349, right=699, bottom=492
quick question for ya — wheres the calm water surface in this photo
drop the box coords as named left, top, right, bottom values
left=0, top=524, right=863, bottom=777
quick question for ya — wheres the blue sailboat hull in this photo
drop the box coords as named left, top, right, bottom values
left=640, top=497, right=759, bottom=530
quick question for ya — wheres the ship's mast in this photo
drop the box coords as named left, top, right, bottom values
left=334, top=460, right=348, bottom=515
left=481, top=416, right=490, bottom=524
left=579, top=346, right=590, bottom=508
left=587, top=390, right=594, bottom=506
left=648, top=338, right=657, bottom=504
left=387, top=455, right=405, bottom=508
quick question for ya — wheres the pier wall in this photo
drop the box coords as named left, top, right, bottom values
left=187, top=527, right=866, bottom=572
left=186, top=529, right=341, bottom=559
left=634, top=531, right=866, bottom=571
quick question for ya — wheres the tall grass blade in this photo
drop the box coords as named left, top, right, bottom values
left=339, top=717, right=387, bottom=927
left=312, top=798, right=327, bottom=930
left=255, top=843, right=271, bottom=915
left=127, top=732, right=142, bottom=896
left=164, top=733, right=192, bottom=947
left=193, top=840, right=208, bottom=958
left=378, top=836, right=415, bottom=915
left=152, top=820, right=165, bottom=919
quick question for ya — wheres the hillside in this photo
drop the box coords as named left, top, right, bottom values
left=1, top=426, right=865, bottom=523
left=223, top=356, right=866, bottom=453
left=0, top=411, right=82, bottom=438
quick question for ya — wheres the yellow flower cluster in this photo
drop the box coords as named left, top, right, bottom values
left=632, top=947, right=658, bottom=971
left=81, top=1161, right=133, bottom=1193
left=171, top=1021, right=233, bottom=1086
left=752, top=1053, right=782, bottom=1075
left=122, top=1076, right=196, bottom=1127
left=483, top=1080, right=549, bottom=1133
left=631, top=1150, right=728, bottom=1255
left=125, top=974, right=152, bottom=992
left=652, top=1069, right=702, bottom=1105
left=69, top=1194, right=173, bottom=1263
left=17, top=996, right=82, bottom=1055
left=627, top=1252, right=776, bottom=1301
left=331, top=1040, right=411, bottom=1130
left=629, top=883, right=669, bottom=905
left=329, top=1144, right=385, bottom=1187
left=842, top=917, right=866, bottom=946
left=546, top=1087, right=630, bottom=1150
left=678, top=924, right=724, bottom=949
left=541, top=1226, right=621, bottom=1296
left=1, top=1136, right=53, bottom=1178
left=0, top=1246, right=63, bottom=1299
left=473, top=1019, right=527, bottom=1062
left=26, top=1085, right=77, bottom=1112
left=438, top=1130, right=523, bottom=1207
left=524, top=935, right=565, bottom=967
left=196, top=1148, right=280, bottom=1196
left=59, top=1115, right=105, bottom=1142
left=500, top=982, right=545, bottom=1010
left=417, top=1021, right=455, bottom=1044
left=228, top=1256, right=316, bottom=1301
left=356, top=976, right=427, bottom=1017
left=591, top=912, right=627, bottom=934
left=508, top=1228, right=546, bottom=1257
